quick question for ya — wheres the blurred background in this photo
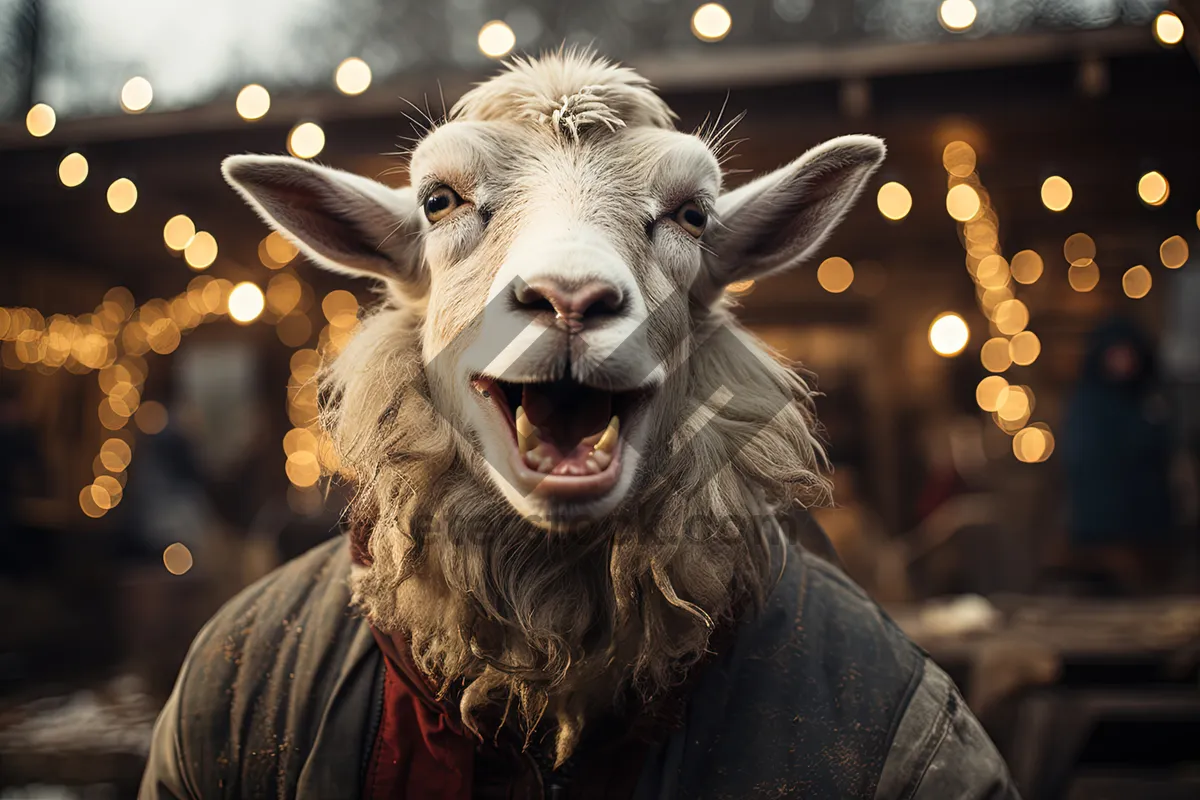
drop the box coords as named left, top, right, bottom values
left=1, top=0, right=1199, bottom=797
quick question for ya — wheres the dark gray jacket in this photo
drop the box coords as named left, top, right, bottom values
left=141, top=536, right=1019, bottom=799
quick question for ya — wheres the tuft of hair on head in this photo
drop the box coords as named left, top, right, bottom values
left=451, top=46, right=677, bottom=139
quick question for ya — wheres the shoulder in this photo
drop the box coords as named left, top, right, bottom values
left=673, top=547, right=926, bottom=798
left=142, top=536, right=373, bottom=798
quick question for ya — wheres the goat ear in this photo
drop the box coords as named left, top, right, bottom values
left=703, top=135, right=884, bottom=294
left=222, top=155, right=426, bottom=291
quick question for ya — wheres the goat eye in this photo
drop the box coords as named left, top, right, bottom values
left=424, top=185, right=462, bottom=223
left=673, top=201, right=707, bottom=238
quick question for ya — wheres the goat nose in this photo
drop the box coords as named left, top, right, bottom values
left=514, top=279, right=625, bottom=332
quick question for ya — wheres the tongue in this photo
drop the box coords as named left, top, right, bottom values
left=522, top=381, right=611, bottom=452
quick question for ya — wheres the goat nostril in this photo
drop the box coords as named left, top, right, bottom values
left=515, top=280, right=624, bottom=326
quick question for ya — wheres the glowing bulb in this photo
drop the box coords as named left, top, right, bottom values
left=817, top=257, right=854, bottom=293
left=228, top=282, right=265, bottom=324
left=692, top=3, right=733, bottom=42
left=876, top=181, right=912, bottom=221
left=1154, top=11, right=1184, bottom=46
left=107, top=178, right=138, bottom=213
left=120, top=77, right=153, bottom=113
left=1122, top=265, right=1152, bottom=299
left=288, top=122, right=325, bottom=159
left=26, top=103, right=56, bottom=137
left=163, top=543, right=194, bottom=575
left=946, top=184, right=981, bottom=222
left=335, top=58, right=372, bottom=95
left=929, top=312, right=969, bottom=357
left=1137, top=171, right=1169, bottom=206
left=980, top=337, right=1011, bottom=372
left=1010, top=250, right=1044, bottom=285
left=1009, top=331, right=1041, bottom=366
left=942, top=141, right=976, bottom=177
left=163, top=215, right=196, bottom=251
left=1160, top=235, right=1189, bottom=269
left=938, top=0, right=977, bottom=32
left=1040, top=176, right=1072, bottom=212
left=58, top=152, right=88, bottom=187
left=478, top=21, right=516, bottom=57
left=236, top=84, right=270, bottom=120
left=184, top=231, right=218, bottom=270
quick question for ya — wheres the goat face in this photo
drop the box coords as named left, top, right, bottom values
left=223, top=52, right=883, bottom=531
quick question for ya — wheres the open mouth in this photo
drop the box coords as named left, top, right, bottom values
left=471, top=375, right=641, bottom=499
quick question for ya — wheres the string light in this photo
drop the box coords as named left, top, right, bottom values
left=1068, top=261, right=1100, bottom=292
left=1040, top=176, right=1072, bottom=211
left=288, top=122, right=325, bottom=159
left=1154, top=11, right=1184, bottom=46
left=1122, top=265, right=1152, bottom=298
left=1010, top=250, right=1044, bottom=285
left=1009, top=331, right=1041, bottom=366
left=58, top=153, right=88, bottom=187
left=163, top=543, right=194, bottom=575
left=120, top=77, right=153, bottom=113
left=236, top=84, right=270, bottom=121
left=228, top=282, right=265, bottom=324
left=929, top=312, right=969, bottom=357
left=692, top=3, right=733, bottom=42
left=163, top=215, right=196, bottom=251
left=946, top=184, right=981, bottom=222
left=107, top=178, right=138, bottom=213
left=26, top=103, right=56, bottom=137
left=478, top=21, right=516, bottom=57
left=184, top=231, right=218, bottom=270
left=1137, top=171, right=1169, bottom=206
left=817, top=257, right=854, bottom=293
left=938, top=0, right=977, bottom=32
left=1160, top=235, right=1189, bottom=269
left=876, top=181, right=912, bottom=221
left=335, top=58, right=372, bottom=95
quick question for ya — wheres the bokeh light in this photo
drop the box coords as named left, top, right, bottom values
left=1160, top=235, right=1188, bottom=269
left=1122, top=265, right=1152, bottom=299
left=692, top=3, right=733, bottom=42
left=58, top=152, right=88, bottom=187
left=163, top=543, right=194, bottom=575
left=1010, top=250, right=1044, bottom=285
left=1009, top=331, right=1041, bottom=366
left=976, top=376, right=1010, bottom=413
left=938, top=0, right=977, bottom=32
left=163, top=215, right=196, bottom=251
left=946, top=184, right=981, bottom=222
left=942, top=141, right=976, bottom=178
left=1014, top=427, right=1048, bottom=463
left=876, top=181, right=912, bottom=220
left=1069, top=261, right=1100, bottom=292
left=120, top=77, right=153, bottom=113
left=135, top=400, right=169, bottom=434
left=335, top=57, right=372, bottom=95
left=236, top=84, right=271, bottom=120
left=106, top=178, right=138, bottom=214
left=1137, top=170, right=1169, bottom=206
left=228, top=282, right=265, bottom=324
left=1040, top=176, right=1072, bottom=212
left=26, top=103, right=56, bottom=137
left=929, top=312, right=969, bottom=357
left=993, top=299, right=1029, bottom=335
left=1154, top=11, right=1184, bottom=46
left=478, top=21, right=516, bottom=57
left=288, top=122, right=325, bottom=159
left=1063, top=232, right=1096, bottom=266
left=260, top=232, right=299, bottom=268
left=980, top=337, right=1011, bottom=372
left=184, top=231, right=218, bottom=270
left=817, top=257, right=854, bottom=293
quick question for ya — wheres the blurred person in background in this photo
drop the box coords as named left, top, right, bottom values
left=1061, top=316, right=1174, bottom=595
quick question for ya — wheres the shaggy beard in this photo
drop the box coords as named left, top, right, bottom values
left=326, top=306, right=830, bottom=765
